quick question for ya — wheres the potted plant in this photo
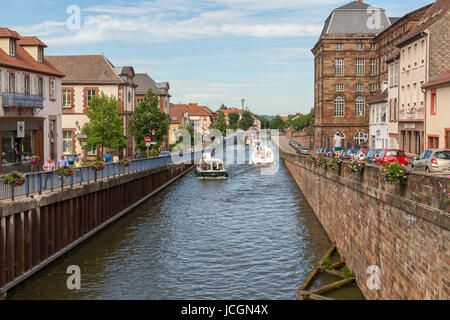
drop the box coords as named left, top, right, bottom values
left=345, top=160, right=366, bottom=174
left=380, top=162, right=410, bottom=184
left=316, top=155, right=327, bottom=167
left=92, top=161, right=106, bottom=171
left=57, top=166, right=73, bottom=177
left=328, top=158, right=339, bottom=170
left=120, top=159, right=131, bottom=167
left=0, top=171, right=26, bottom=186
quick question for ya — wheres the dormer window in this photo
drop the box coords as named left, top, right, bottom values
left=9, top=40, right=16, bottom=56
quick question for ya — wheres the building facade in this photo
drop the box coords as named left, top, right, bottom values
left=46, top=55, right=136, bottom=160
left=168, top=103, right=189, bottom=144
left=368, top=90, right=388, bottom=149
left=0, top=28, right=64, bottom=173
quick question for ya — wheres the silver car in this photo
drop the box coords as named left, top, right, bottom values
left=412, top=149, right=450, bottom=174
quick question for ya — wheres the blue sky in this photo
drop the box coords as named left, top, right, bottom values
left=2, top=0, right=433, bottom=115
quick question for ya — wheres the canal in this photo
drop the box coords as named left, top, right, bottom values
left=6, top=145, right=364, bottom=300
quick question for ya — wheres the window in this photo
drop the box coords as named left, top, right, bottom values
left=357, top=43, right=364, bottom=51
left=137, top=98, right=143, bottom=105
left=334, top=96, right=345, bottom=117
left=421, top=40, right=425, bottom=64
left=24, top=75, right=30, bottom=94
left=414, top=44, right=418, bottom=66
left=335, top=84, right=344, bottom=92
left=62, top=131, right=73, bottom=154
left=370, top=59, right=376, bottom=76
left=87, top=145, right=97, bottom=155
left=9, top=40, right=15, bottom=56
left=8, top=73, right=15, bottom=93
left=62, top=89, right=72, bottom=108
left=37, top=48, right=43, bottom=63
left=356, top=83, right=364, bottom=91
left=354, top=132, right=365, bottom=145
left=355, top=96, right=365, bottom=116
left=393, top=99, right=397, bottom=121
left=335, top=59, right=344, bottom=75
left=355, top=58, right=365, bottom=75
left=37, top=77, right=43, bottom=96
left=49, top=79, right=56, bottom=100
left=370, top=83, right=377, bottom=92
left=371, top=43, right=376, bottom=50
left=87, top=89, right=97, bottom=107
left=430, top=89, right=437, bottom=115
left=336, top=43, right=343, bottom=51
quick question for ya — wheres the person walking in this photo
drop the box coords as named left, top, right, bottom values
left=333, top=134, right=343, bottom=158
left=113, top=153, right=120, bottom=163
left=30, top=154, right=40, bottom=172
left=104, top=152, right=112, bottom=164
left=74, top=156, right=84, bottom=168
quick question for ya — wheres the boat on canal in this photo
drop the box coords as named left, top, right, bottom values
left=249, top=139, right=274, bottom=166
left=194, top=154, right=228, bottom=179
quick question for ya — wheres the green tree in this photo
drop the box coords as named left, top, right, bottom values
left=212, top=111, right=227, bottom=136
left=129, top=89, right=169, bottom=153
left=80, top=92, right=127, bottom=159
left=292, top=108, right=315, bottom=131
left=238, top=110, right=254, bottom=131
left=269, top=115, right=286, bottom=130
left=257, top=116, right=270, bottom=129
left=228, top=111, right=240, bottom=127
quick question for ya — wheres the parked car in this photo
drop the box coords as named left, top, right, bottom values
left=365, top=149, right=381, bottom=164
left=412, top=149, right=450, bottom=174
left=354, top=150, right=369, bottom=161
left=342, top=149, right=358, bottom=160
left=374, top=149, right=408, bottom=166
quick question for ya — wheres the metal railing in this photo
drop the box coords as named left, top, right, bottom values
left=2, top=92, right=44, bottom=108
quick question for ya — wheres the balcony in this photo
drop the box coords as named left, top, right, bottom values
left=2, top=92, right=44, bottom=109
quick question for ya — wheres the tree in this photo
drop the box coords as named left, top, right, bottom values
left=257, top=116, right=270, bottom=129
left=228, top=111, right=240, bottom=127
left=80, top=92, right=127, bottom=159
left=292, top=108, right=315, bottom=131
left=129, top=89, right=169, bottom=153
left=212, top=111, right=227, bottom=136
left=238, top=110, right=254, bottom=131
left=269, top=115, right=286, bottom=130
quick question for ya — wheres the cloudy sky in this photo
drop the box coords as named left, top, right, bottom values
left=2, top=0, right=432, bottom=115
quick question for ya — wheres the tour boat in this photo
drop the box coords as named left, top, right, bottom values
left=249, top=139, right=275, bottom=165
left=194, top=155, right=228, bottom=179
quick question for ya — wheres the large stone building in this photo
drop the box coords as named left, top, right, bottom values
left=311, top=1, right=432, bottom=150
left=0, top=28, right=64, bottom=173
left=46, top=55, right=136, bottom=160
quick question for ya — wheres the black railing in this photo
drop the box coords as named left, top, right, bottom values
left=2, top=92, right=44, bottom=108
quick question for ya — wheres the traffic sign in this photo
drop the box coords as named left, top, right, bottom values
left=82, top=138, right=87, bottom=147
left=151, top=130, right=156, bottom=136
left=77, top=134, right=87, bottom=139
left=145, top=137, right=151, bottom=143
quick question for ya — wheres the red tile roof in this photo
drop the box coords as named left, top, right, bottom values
left=0, top=28, right=64, bottom=77
left=18, top=36, right=47, bottom=47
left=169, top=105, right=183, bottom=124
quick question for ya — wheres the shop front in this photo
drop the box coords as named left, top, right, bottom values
left=0, top=117, right=44, bottom=174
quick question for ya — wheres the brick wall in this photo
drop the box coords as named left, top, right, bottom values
left=281, top=151, right=449, bottom=300
left=429, top=9, right=450, bottom=78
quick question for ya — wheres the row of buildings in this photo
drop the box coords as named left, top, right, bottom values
left=0, top=27, right=222, bottom=173
left=312, top=0, right=449, bottom=158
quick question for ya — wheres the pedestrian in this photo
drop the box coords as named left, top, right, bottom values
left=42, top=157, right=56, bottom=189
left=104, top=152, right=112, bottom=164
left=56, top=154, right=69, bottom=169
left=113, top=153, right=120, bottom=163
left=30, top=154, right=40, bottom=172
left=74, top=156, right=83, bottom=168
left=333, top=134, right=343, bottom=158
left=135, top=149, right=140, bottom=159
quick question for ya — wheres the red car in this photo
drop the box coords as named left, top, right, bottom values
left=374, top=149, right=408, bottom=166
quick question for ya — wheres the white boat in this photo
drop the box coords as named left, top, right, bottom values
left=249, top=140, right=275, bottom=165
left=194, top=154, right=228, bottom=179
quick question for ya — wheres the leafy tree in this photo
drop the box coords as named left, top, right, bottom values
left=257, top=116, right=270, bottom=129
left=129, top=89, right=169, bottom=153
left=212, top=111, right=227, bottom=136
left=292, top=108, right=315, bottom=131
left=238, top=110, right=254, bottom=131
left=228, top=111, right=240, bottom=126
left=269, top=115, right=286, bottom=130
left=80, top=92, right=127, bottom=159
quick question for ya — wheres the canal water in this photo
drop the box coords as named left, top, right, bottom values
left=6, top=145, right=364, bottom=300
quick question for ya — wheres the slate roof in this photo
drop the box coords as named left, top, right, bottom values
left=389, top=17, right=401, bottom=25
left=46, top=55, right=123, bottom=84
left=320, top=1, right=391, bottom=36
left=422, top=71, right=450, bottom=89
left=134, top=73, right=162, bottom=95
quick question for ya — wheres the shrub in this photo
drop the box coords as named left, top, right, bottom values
left=345, top=160, right=366, bottom=174
left=0, top=171, right=26, bottom=186
left=328, top=158, right=339, bottom=170
left=341, top=266, right=353, bottom=279
left=57, top=167, right=73, bottom=177
left=306, top=153, right=315, bottom=163
left=120, top=159, right=131, bottom=167
left=380, top=162, right=410, bottom=184
left=316, top=155, right=327, bottom=167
